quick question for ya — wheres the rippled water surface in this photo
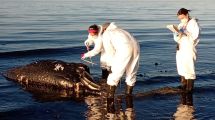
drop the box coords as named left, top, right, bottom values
left=0, top=0, right=215, bottom=119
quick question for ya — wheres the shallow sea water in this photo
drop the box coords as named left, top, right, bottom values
left=0, top=0, right=215, bottom=119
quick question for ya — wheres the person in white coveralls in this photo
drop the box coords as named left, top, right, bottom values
left=173, top=8, right=200, bottom=92
left=82, top=24, right=111, bottom=80
left=82, top=22, right=140, bottom=98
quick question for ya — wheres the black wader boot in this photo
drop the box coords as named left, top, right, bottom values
left=180, top=91, right=187, bottom=105
left=106, top=85, right=116, bottom=113
left=125, top=85, right=133, bottom=95
left=180, top=76, right=187, bottom=90
left=180, top=90, right=193, bottom=106
left=186, top=79, right=194, bottom=93
left=126, top=95, right=133, bottom=109
left=186, top=92, right=193, bottom=106
left=107, top=85, right=116, bottom=98
left=100, top=68, right=110, bottom=87
left=102, top=68, right=110, bottom=80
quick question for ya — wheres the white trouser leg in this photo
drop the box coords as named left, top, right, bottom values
left=125, top=55, right=139, bottom=86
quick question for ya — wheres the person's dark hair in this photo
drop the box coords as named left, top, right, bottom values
left=88, top=24, right=99, bottom=31
left=102, top=22, right=110, bottom=30
left=177, top=8, right=191, bottom=16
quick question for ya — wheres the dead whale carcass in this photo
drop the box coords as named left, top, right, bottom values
left=2, top=60, right=101, bottom=95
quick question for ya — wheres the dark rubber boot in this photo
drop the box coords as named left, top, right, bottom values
left=180, top=91, right=193, bottom=106
left=106, top=85, right=116, bottom=113
left=126, top=95, right=133, bottom=109
left=107, top=85, right=116, bottom=98
left=180, top=91, right=187, bottom=105
left=186, top=92, right=193, bottom=106
left=102, top=69, right=110, bottom=80
left=125, top=85, right=133, bottom=95
left=186, top=79, right=194, bottom=92
left=100, top=69, right=110, bottom=87
left=180, top=76, right=187, bottom=90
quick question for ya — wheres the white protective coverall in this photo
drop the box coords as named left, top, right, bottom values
left=102, top=23, right=140, bottom=86
left=173, top=18, right=200, bottom=80
left=84, top=25, right=111, bottom=70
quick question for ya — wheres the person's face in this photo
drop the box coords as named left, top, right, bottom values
left=177, top=14, right=188, bottom=21
left=89, top=32, right=98, bottom=36
left=178, top=14, right=189, bottom=24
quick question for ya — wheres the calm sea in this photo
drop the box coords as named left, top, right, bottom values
left=0, top=0, right=215, bottom=119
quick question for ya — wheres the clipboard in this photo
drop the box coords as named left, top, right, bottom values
left=166, top=25, right=180, bottom=33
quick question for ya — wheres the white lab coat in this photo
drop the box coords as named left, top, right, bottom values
left=84, top=25, right=110, bottom=70
left=102, top=23, right=140, bottom=86
left=173, top=18, right=200, bottom=79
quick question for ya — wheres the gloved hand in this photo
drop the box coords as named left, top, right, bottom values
left=84, top=41, right=90, bottom=51
left=81, top=53, right=86, bottom=59
left=84, top=41, right=90, bottom=47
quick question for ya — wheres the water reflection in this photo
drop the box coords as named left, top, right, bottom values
left=23, top=85, right=85, bottom=102
left=85, top=96, right=106, bottom=119
left=85, top=95, right=135, bottom=120
left=173, top=91, right=195, bottom=120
